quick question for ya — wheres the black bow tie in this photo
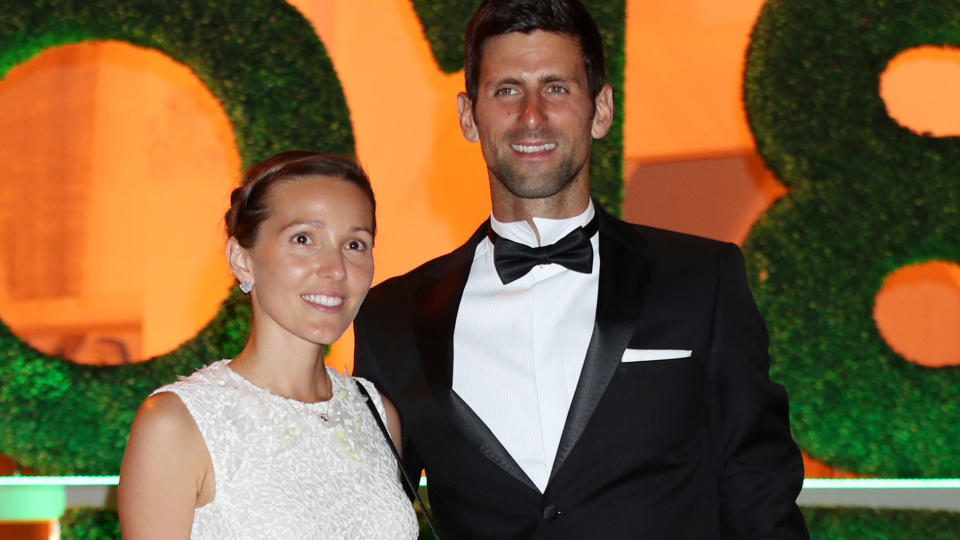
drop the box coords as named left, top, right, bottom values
left=489, top=215, right=599, bottom=284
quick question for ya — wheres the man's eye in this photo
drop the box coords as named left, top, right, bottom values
left=495, top=87, right=517, bottom=96
left=292, top=233, right=311, bottom=245
left=546, top=85, right=568, bottom=94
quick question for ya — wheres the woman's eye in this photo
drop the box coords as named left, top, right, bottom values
left=346, top=240, right=367, bottom=251
left=292, top=233, right=311, bottom=245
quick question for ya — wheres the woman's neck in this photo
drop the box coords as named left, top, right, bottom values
left=230, top=332, right=332, bottom=403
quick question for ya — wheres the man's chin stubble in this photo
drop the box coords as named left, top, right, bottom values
left=492, top=161, right=583, bottom=200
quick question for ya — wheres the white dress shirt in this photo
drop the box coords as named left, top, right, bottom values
left=452, top=201, right=599, bottom=492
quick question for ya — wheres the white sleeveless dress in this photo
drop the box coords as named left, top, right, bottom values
left=152, top=359, right=419, bottom=539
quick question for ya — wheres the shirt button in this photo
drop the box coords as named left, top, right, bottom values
left=542, top=505, right=560, bottom=520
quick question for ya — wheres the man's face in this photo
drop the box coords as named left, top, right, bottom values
left=458, top=30, right=612, bottom=204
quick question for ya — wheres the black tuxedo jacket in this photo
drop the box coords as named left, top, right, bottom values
left=354, top=206, right=808, bottom=539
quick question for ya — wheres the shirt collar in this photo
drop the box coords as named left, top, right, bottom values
left=489, top=200, right=596, bottom=248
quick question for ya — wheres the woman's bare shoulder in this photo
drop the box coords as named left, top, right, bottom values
left=119, top=391, right=212, bottom=538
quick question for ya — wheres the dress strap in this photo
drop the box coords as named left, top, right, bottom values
left=354, top=382, right=440, bottom=539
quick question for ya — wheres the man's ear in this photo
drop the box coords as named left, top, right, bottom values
left=457, top=92, right=480, bottom=143
left=226, top=237, right=254, bottom=286
left=591, top=84, right=614, bottom=139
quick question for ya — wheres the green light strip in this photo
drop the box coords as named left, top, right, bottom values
left=0, top=486, right=65, bottom=521
left=802, top=478, right=960, bottom=489
left=1, top=476, right=958, bottom=490
left=0, top=476, right=119, bottom=487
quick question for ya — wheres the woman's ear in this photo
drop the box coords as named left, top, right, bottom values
left=226, top=237, right=253, bottom=287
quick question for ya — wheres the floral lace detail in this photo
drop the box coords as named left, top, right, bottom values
left=153, top=359, right=418, bottom=540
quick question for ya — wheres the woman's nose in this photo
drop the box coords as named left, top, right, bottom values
left=317, top=249, right=346, bottom=281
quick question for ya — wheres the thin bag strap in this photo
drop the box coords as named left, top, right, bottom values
left=355, top=381, right=441, bottom=539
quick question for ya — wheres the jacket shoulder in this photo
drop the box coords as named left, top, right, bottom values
left=605, top=213, right=738, bottom=265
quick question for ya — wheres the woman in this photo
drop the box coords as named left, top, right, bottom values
left=119, top=151, right=418, bottom=539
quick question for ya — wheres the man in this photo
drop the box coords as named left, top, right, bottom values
left=354, top=0, right=808, bottom=538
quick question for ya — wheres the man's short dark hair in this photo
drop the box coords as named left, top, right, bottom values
left=463, top=0, right=606, bottom=102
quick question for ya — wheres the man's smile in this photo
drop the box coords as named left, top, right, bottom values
left=510, top=142, right=558, bottom=154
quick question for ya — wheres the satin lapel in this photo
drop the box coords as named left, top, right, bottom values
left=413, top=223, right=539, bottom=492
left=549, top=211, right=653, bottom=481
left=449, top=391, right=538, bottom=491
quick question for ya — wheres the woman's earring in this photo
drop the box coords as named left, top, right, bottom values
left=239, top=281, right=252, bottom=294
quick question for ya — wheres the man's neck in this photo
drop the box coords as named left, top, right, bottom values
left=491, top=192, right=591, bottom=236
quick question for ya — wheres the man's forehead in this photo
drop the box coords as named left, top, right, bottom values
left=478, top=30, right=585, bottom=76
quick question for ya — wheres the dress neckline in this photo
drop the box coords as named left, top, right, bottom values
left=219, top=359, right=347, bottom=408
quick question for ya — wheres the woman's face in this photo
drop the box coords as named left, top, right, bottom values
left=235, top=175, right=375, bottom=346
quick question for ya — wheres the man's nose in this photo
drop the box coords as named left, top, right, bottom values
left=519, top=94, right=546, bottom=129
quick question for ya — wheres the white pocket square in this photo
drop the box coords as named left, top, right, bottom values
left=621, top=349, right=693, bottom=362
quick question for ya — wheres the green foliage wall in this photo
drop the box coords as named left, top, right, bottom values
left=804, top=507, right=960, bottom=539
left=0, top=0, right=352, bottom=475
left=56, top=508, right=445, bottom=540
left=743, top=0, right=960, bottom=535
left=743, top=0, right=960, bottom=477
left=60, top=509, right=121, bottom=540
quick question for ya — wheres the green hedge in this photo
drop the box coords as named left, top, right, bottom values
left=804, top=507, right=960, bottom=539
left=60, top=508, right=120, bottom=540
left=0, top=0, right=353, bottom=475
left=56, top=507, right=442, bottom=539
left=55, top=505, right=960, bottom=539
left=743, top=0, right=960, bottom=477
left=411, top=0, right=625, bottom=216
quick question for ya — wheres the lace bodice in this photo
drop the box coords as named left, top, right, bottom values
left=153, top=360, right=418, bottom=539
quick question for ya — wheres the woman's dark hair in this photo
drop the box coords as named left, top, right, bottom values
left=225, top=150, right=376, bottom=248
left=463, top=0, right=606, bottom=102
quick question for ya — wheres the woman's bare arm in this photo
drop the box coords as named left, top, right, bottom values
left=118, top=392, right=212, bottom=539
